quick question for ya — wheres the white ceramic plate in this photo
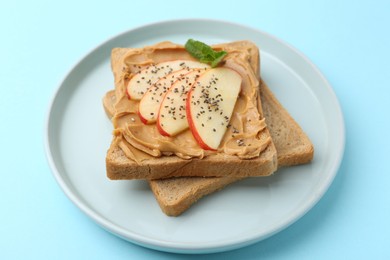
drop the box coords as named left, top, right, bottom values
left=45, top=19, right=345, bottom=254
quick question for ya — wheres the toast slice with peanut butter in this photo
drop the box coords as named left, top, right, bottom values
left=105, top=41, right=278, bottom=180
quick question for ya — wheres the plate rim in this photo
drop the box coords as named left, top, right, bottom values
left=44, top=18, right=345, bottom=254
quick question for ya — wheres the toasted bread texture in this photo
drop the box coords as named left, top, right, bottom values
left=105, top=41, right=278, bottom=180
left=106, top=142, right=276, bottom=179
left=261, top=84, right=314, bottom=166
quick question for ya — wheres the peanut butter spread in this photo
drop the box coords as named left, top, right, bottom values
left=110, top=41, right=270, bottom=164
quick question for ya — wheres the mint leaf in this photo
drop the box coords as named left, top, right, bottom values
left=210, top=51, right=227, bottom=68
left=184, top=39, right=207, bottom=60
left=185, top=39, right=227, bottom=68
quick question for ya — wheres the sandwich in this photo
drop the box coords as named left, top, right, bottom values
left=104, top=80, right=314, bottom=216
left=105, top=41, right=278, bottom=180
left=103, top=40, right=314, bottom=216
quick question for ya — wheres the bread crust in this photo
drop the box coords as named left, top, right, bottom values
left=149, top=176, right=241, bottom=216
left=106, top=139, right=276, bottom=180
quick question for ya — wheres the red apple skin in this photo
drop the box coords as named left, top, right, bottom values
left=138, top=111, right=149, bottom=125
left=186, top=86, right=217, bottom=151
left=126, top=89, right=131, bottom=100
left=156, top=70, right=207, bottom=137
left=138, top=69, right=192, bottom=126
left=156, top=116, right=171, bottom=137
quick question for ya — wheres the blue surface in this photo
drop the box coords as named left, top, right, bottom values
left=1, top=1, right=389, bottom=259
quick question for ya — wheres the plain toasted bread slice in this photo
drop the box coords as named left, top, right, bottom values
left=260, top=84, right=314, bottom=166
left=105, top=41, right=278, bottom=180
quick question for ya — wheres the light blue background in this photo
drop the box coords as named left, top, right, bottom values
left=1, top=0, right=389, bottom=259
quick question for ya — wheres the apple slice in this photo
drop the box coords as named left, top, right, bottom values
left=127, top=60, right=210, bottom=100
left=186, top=68, right=242, bottom=150
left=157, top=69, right=206, bottom=136
left=138, top=69, right=192, bottom=124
